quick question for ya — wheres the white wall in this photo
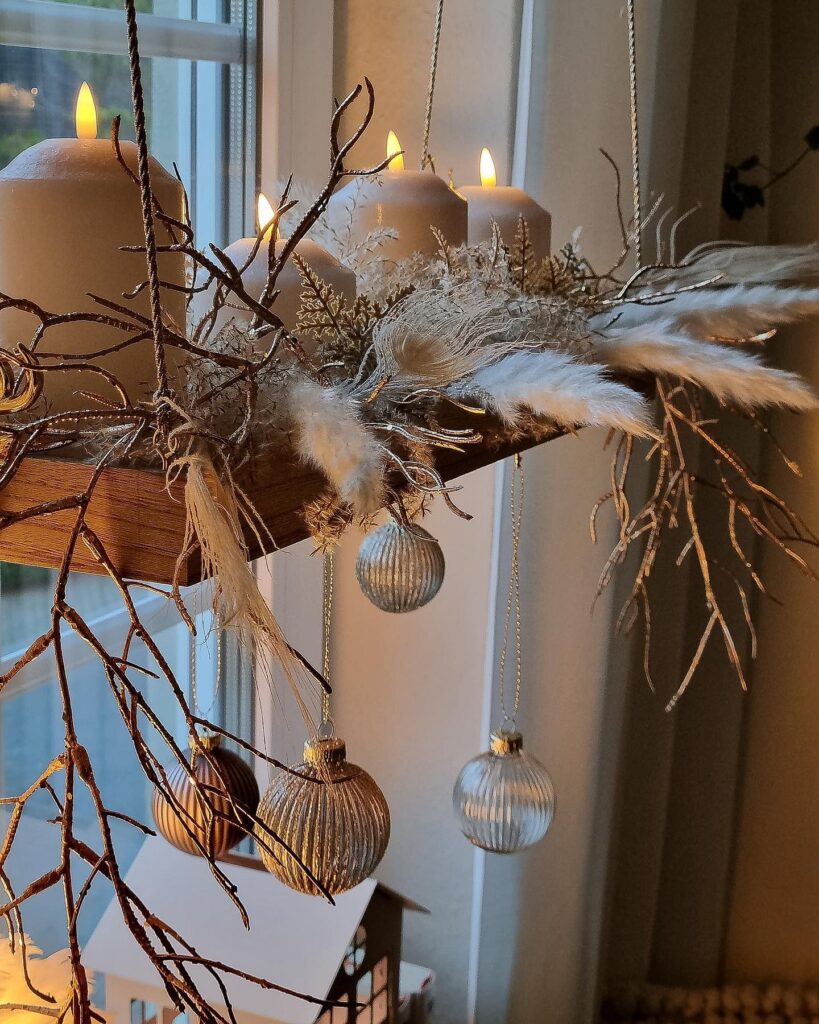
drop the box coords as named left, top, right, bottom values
left=262, top=4, right=523, bottom=1022
left=329, top=6, right=521, bottom=1021
left=332, top=0, right=520, bottom=188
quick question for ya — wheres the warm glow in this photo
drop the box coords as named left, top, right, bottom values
left=480, top=147, right=497, bottom=188
left=75, top=82, right=97, bottom=140
left=386, top=130, right=404, bottom=171
left=257, top=192, right=276, bottom=235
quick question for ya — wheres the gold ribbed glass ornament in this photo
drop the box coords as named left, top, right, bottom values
left=152, top=734, right=260, bottom=858
left=255, top=736, right=390, bottom=896
left=355, top=521, right=445, bottom=613
left=453, top=731, right=555, bottom=853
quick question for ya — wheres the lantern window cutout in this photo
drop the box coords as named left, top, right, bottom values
left=344, top=926, right=367, bottom=974
left=129, top=1000, right=157, bottom=1024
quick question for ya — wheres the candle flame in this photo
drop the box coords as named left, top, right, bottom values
left=257, top=192, right=276, bottom=235
left=75, top=82, right=97, bottom=140
left=386, top=130, right=404, bottom=171
left=480, top=147, right=497, bottom=188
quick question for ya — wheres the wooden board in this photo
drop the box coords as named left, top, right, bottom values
left=0, top=421, right=560, bottom=586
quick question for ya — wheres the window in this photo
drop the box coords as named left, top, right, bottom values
left=0, top=0, right=257, bottom=953
left=343, top=925, right=368, bottom=975
left=0, top=0, right=256, bottom=245
left=130, top=1000, right=158, bottom=1024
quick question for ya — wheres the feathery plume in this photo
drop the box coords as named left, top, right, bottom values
left=604, top=285, right=819, bottom=338
left=598, top=324, right=818, bottom=409
left=286, top=380, right=385, bottom=513
left=460, top=350, right=655, bottom=435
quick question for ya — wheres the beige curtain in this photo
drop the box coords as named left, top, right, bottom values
left=606, top=0, right=819, bottom=996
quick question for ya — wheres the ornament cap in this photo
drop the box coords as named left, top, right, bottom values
left=194, top=732, right=222, bottom=755
left=490, top=730, right=524, bottom=755
left=304, top=736, right=347, bottom=766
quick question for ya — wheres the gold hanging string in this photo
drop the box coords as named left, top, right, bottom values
left=497, top=453, right=525, bottom=730
left=626, top=0, right=642, bottom=268
left=320, top=550, right=334, bottom=733
left=189, top=625, right=223, bottom=726
left=189, top=623, right=198, bottom=722
left=420, top=0, right=445, bottom=171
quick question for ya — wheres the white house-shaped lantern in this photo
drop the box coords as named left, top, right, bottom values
left=84, top=840, right=424, bottom=1024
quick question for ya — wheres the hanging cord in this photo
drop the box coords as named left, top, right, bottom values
left=189, top=623, right=223, bottom=727
left=189, top=625, right=198, bottom=722
left=420, top=0, right=445, bottom=171
left=626, top=0, right=642, bottom=268
left=124, top=0, right=171, bottom=407
left=497, top=453, right=525, bottom=731
left=216, top=626, right=223, bottom=697
left=320, top=550, right=334, bottom=735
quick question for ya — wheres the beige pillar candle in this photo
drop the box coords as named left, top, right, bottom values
left=327, top=130, right=467, bottom=262
left=0, top=83, right=186, bottom=412
left=458, top=148, right=551, bottom=262
left=190, top=194, right=357, bottom=355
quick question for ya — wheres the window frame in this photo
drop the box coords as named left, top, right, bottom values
left=0, top=0, right=245, bottom=63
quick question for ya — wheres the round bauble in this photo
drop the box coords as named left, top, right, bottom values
left=453, top=731, right=555, bottom=853
left=152, top=734, right=259, bottom=858
left=355, top=521, right=445, bottom=613
left=255, top=736, right=390, bottom=896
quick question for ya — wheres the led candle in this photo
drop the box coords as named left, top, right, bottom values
left=458, top=148, right=551, bottom=261
left=190, top=193, right=357, bottom=354
left=0, top=83, right=186, bottom=411
left=327, top=130, right=467, bottom=262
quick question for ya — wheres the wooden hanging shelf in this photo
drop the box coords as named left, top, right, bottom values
left=0, top=418, right=561, bottom=586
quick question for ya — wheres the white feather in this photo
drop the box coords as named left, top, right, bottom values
left=462, top=350, right=654, bottom=436
left=598, top=324, right=818, bottom=410
left=647, top=243, right=819, bottom=289
left=370, top=284, right=531, bottom=386
left=599, top=285, right=819, bottom=337
left=287, top=380, right=384, bottom=513
left=180, top=452, right=319, bottom=727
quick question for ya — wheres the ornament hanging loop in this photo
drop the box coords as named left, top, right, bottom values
left=317, top=717, right=336, bottom=741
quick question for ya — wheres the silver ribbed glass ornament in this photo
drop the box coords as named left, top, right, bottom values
left=355, top=522, right=445, bottom=613
left=255, top=736, right=390, bottom=896
left=453, top=731, right=555, bottom=853
left=152, top=734, right=260, bottom=858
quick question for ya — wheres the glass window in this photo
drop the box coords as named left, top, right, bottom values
left=0, top=0, right=256, bottom=245
left=131, top=1000, right=158, bottom=1024
left=0, top=0, right=257, bottom=953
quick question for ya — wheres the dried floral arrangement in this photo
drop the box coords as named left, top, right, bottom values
left=1, top=1, right=819, bottom=1021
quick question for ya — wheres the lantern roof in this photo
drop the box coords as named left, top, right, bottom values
left=84, top=838, right=422, bottom=1024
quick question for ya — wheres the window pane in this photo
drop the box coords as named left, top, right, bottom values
left=0, top=0, right=257, bottom=955
left=0, top=43, right=252, bottom=244
left=12, top=0, right=232, bottom=25
left=0, top=566, right=223, bottom=951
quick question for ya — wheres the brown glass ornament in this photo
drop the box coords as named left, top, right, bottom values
left=152, top=734, right=259, bottom=857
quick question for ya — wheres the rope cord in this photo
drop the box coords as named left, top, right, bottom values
left=420, top=0, right=445, bottom=171
left=626, top=0, right=642, bottom=268
left=124, top=0, right=171, bottom=400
